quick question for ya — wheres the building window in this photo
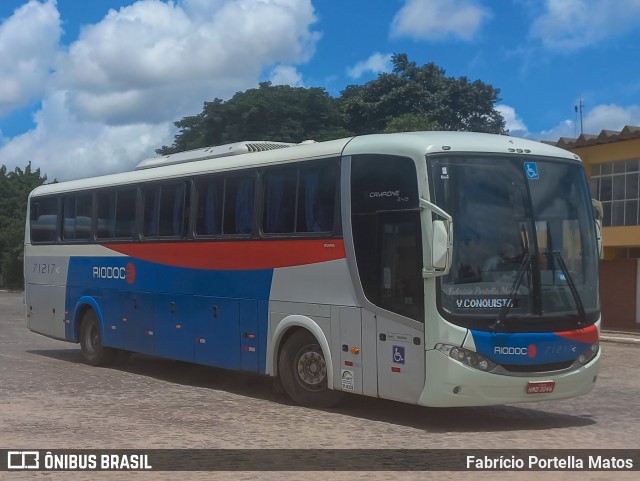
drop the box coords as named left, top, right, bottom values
left=590, top=159, right=640, bottom=227
left=615, top=247, right=640, bottom=259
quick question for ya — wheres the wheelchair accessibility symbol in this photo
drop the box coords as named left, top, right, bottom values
left=392, top=345, right=405, bottom=365
left=524, top=162, right=539, bottom=180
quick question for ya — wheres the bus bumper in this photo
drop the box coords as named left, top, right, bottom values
left=417, top=349, right=600, bottom=407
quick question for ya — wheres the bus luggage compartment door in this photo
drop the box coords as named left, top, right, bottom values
left=193, top=296, right=241, bottom=370
left=117, top=291, right=154, bottom=355
left=154, top=294, right=195, bottom=362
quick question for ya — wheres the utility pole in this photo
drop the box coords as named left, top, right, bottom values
left=574, top=98, right=584, bottom=135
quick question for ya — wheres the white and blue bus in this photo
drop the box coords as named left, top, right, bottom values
left=24, top=132, right=601, bottom=408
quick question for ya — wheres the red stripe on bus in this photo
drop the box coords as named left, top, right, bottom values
left=554, top=324, right=599, bottom=344
left=104, top=239, right=346, bottom=270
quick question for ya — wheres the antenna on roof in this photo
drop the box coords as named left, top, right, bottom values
left=574, top=98, right=584, bottom=135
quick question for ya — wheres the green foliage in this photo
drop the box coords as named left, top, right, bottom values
left=0, top=163, right=48, bottom=289
left=157, top=83, right=353, bottom=155
left=384, top=113, right=440, bottom=133
left=341, top=53, right=506, bottom=135
left=159, top=54, right=506, bottom=155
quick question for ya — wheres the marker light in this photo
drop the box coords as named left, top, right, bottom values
left=436, top=344, right=497, bottom=372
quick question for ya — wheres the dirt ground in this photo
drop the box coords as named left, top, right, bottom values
left=1, top=291, right=638, bottom=480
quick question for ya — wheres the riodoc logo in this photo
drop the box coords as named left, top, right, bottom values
left=125, top=262, right=136, bottom=284
left=494, top=345, right=537, bottom=358
left=92, top=262, right=136, bottom=285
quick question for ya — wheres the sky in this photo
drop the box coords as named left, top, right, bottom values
left=1, top=0, right=640, bottom=181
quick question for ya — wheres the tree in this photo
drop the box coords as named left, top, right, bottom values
left=157, top=53, right=506, bottom=156
left=157, top=83, right=353, bottom=155
left=384, top=113, right=440, bottom=133
left=0, top=163, right=48, bottom=289
left=340, top=53, right=506, bottom=135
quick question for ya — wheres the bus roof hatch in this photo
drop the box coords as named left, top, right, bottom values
left=135, top=140, right=295, bottom=170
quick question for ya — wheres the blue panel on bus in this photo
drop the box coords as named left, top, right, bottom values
left=65, top=256, right=273, bottom=373
left=154, top=294, right=196, bottom=362
left=193, top=296, right=241, bottom=369
left=66, top=256, right=274, bottom=299
left=470, top=327, right=597, bottom=365
left=239, top=299, right=259, bottom=372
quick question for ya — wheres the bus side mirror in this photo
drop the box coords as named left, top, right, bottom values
left=420, top=198, right=453, bottom=277
left=432, top=219, right=453, bottom=272
left=592, top=199, right=603, bottom=259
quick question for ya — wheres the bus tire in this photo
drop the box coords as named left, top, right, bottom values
left=278, top=330, right=342, bottom=408
left=79, top=309, right=117, bottom=366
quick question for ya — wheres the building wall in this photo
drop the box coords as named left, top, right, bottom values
left=558, top=134, right=640, bottom=331
left=573, top=138, right=640, bottom=169
left=599, top=259, right=638, bottom=330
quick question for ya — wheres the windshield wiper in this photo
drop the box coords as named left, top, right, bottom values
left=552, top=250, right=586, bottom=326
left=490, top=224, right=532, bottom=332
left=490, top=253, right=531, bottom=331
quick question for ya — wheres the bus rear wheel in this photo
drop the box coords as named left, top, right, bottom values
left=80, top=310, right=116, bottom=366
left=278, top=330, right=342, bottom=408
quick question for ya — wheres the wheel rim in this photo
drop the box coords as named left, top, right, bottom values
left=85, top=323, right=99, bottom=354
left=295, top=346, right=327, bottom=391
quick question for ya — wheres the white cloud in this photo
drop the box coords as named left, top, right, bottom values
left=0, top=91, right=174, bottom=180
left=581, top=104, right=640, bottom=132
left=56, top=0, right=319, bottom=125
left=269, top=65, right=304, bottom=87
left=0, top=0, right=320, bottom=180
left=0, top=0, right=60, bottom=116
left=497, top=104, right=528, bottom=136
left=530, top=104, right=640, bottom=142
left=531, top=0, right=640, bottom=50
left=346, top=52, right=392, bottom=79
left=390, top=0, right=490, bottom=41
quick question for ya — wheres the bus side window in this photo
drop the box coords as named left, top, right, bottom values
left=30, top=197, right=58, bottom=243
left=143, top=183, right=188, bottom=238
left=96, top=188, right=137, bottom=240
left=263, top=168, right=297, bottom=234
left=224, top=176, right=255, bottom=235
left=62, top=194, right=93, bottom=241
left=114, top=189, right=137, bottom=238
left=195, top=177, right=223, bottom=235
left=296, top=163, right=337, bottom=233
left=262, top=159, right=338, bottom=235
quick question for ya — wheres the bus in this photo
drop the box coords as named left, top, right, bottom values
left=24, top=131, right=601, bottom=408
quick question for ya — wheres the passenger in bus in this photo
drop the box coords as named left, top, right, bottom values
left=453, top=229, right=483, bottom=283
left=481, top=242, right=517, bottom=280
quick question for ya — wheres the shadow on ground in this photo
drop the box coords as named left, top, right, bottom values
left=28, top=348, right=596, bottom=433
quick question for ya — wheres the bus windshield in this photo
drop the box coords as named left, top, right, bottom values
left=429, top=154, right=599, bottom=332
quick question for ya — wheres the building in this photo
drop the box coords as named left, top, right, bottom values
left=546, top=125, right=640, bottom=332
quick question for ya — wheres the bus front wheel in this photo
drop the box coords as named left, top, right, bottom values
left=278, top=330, right=342, bottom=408
left=79, top=310, right=117, bottom=366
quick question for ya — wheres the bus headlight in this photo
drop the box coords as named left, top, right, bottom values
left=435, top=344, right=497, bottom=372
left=577, top=342, right=599, bottom=365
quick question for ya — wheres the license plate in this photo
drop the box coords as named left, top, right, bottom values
left=526, top=381, right=555, bottom=394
